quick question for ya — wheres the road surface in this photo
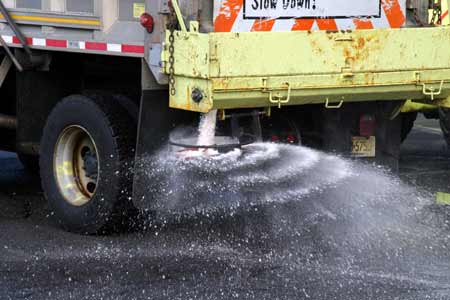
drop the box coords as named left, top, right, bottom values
left=2, top=115, right=450, bottom=300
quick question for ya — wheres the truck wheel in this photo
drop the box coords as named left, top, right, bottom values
left=401, top=112, right=417, bottom=142
left=439, top=108, right=450, bottom=147
left=39, top=95, right=136, bottom=234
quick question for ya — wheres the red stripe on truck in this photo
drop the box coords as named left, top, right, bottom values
left=12, top=36, right=33, bottom=45
left=3, top=35, right=144, bottom=56
left=122, top=44, right=145, bottom=54
left=46, top=39, right=67, bottom=48
left=85, top=42, right=107, bottom=51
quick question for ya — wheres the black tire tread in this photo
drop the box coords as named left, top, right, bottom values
left=439, top=108, right=450, bottom=147
left=40, top=94, right=136, bottom=233
left=84, top=94, right=137, bottom=217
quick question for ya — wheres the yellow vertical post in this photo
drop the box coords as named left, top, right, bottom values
left=436, top=192, right=450, bottom=205
left=443, top=0, right=450, bottom=25
left=170, top=0, right=187, bottom=32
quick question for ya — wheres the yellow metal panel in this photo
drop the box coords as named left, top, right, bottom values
left=437, top=192, right=450, bottom=205
left=400, top=100, right=437, bottom=113
left=166, top=26, right=450, bottom=112
left=165, top=30, right=210, bottom=79
left=210, top=31, right=347, bottom=77
left=209, top=28, right=450, bottom=77
left=170, top=77, right=212, bottom=113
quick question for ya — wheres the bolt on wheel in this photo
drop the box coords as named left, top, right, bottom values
left=54, top=125, right=99, bottom=206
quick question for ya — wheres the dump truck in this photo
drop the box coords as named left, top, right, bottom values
left=0, top=0, right=448, bottom=233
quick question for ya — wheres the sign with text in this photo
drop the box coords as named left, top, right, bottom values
left=244, top=0, right=381, bottom=19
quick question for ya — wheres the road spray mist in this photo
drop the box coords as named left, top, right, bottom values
left=135, top=116, right=450, bottom=299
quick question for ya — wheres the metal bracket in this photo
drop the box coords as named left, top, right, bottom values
left=170, top=0, right=187, bottom=32
left=341, top=67, right=354, bottom=79
left=414, top=71, right=421, bottom=84
left=189, top=21, right=199, bottom=33
left=325, top=97, right=344, bottom=109
left=0, top=36, right=23, bottom=71
left=261, top=78, right=268, bottom=92
left=159, top=0, right=171, bottom=14
left=0, top=56, right=12, bottom=88
left=269, top=82, right=291, bottom=108
left=422, top=80, right=444, bottom=100
left=264, top=106, right=272, bottom=117
left=389, top=101, right=404, bottom=120
left=335, top=36, right=354, bottom=42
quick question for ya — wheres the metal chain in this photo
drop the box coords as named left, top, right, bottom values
left=167, top=6, right=177, bottom=96
left=429, top=0, right=442, bottom=25
left=168, top=29, right=176, bottom=96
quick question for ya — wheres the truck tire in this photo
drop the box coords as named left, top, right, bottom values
left=39, top=94, right=136, bottom=234
left=439, top=108, right=450, bottom=147
left=401, top=112, right=417, bottom=143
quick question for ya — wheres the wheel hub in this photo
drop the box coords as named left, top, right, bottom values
left=82, top=149, right=98, bottom=180
left=54, top=126, right=100, bottom=206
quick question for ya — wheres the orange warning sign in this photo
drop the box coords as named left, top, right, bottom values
left=214, top=0, right=406, bottom=32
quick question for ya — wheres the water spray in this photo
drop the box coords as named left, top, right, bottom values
left=169, top=110, right=259, bottom=158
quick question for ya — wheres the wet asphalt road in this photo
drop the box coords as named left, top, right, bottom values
left=2, top=116, right=450, bottom=300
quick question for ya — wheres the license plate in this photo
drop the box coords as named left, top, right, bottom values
left=352, top=136, right=376, bottom=158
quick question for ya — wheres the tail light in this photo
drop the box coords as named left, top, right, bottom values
left=286, top=134, right=296, bottom=144
left=359, top=114, right=376, bottom=137
left=140, top=13, right=154, bottom=33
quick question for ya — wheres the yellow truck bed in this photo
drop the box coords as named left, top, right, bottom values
left=165, top=26, right=450, bottom=112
